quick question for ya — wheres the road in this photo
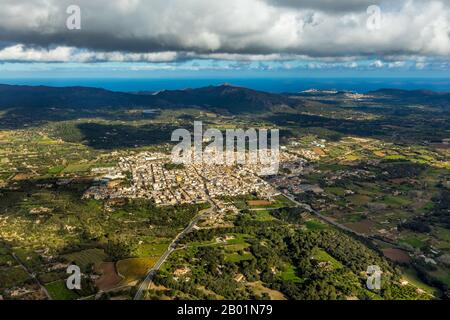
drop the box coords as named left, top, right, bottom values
left=134, top=173, right=376, bottom=299
left=282, top=192, right=410, bottom=250
left=133, top=163, right=406, bottom=300
left=284, top=192, right=378, bottom=235
left=12, top=252, right=52, bottom=300
left=134, top=203, right=215, bottom=300
left=132, top=185, right=356, bottom=300
left=134, top=166, right=218, bottom=300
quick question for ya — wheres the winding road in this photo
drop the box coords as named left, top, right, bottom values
left=133, top=165, right=406, bottom=300
left=134, top=202, right=216, bottom=300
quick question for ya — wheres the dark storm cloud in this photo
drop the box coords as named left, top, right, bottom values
left=264, top=0, right=381, bottom=12
left=0, top=0, right=449, bottom=62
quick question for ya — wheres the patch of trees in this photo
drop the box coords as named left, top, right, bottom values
left=105, top=240, right=135, bottom=260
left=271, top=207, right=305, bottom=224
left=118, top=199, right=207, bottom=228
left=429, top=189, right=450, bottom=227
left=380, top=161, right=427, bottom=180
left=163, top=163, right=185, bottom=171
left=398, top=220, right=431, bottom=233
left=414, top=263, right=449, bottom=299
left=400, top=188, right=450, bottom=232
left=76, top=123, right=178, bottom=150
left=158, top=215, right=418, bottom=300
left=154, top=246, right=256, bottom=300
left=181, top=227, right=233, bottom=244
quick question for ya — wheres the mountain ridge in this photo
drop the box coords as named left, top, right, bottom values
left=1, top=83, right=449, bottom=113
left=0, top=83, right=294, bottom=113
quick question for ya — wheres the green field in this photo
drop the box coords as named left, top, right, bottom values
left=62, top=249, right=107, bottom=269
left=311, top=247, right=343, bottom=270
left=251, top=210, right=277, bottom=221
left=224, top=252, right=253, bottom=263
left=402, top=267, right=439, bottom=296
left=279, top=264, right=302, bottom=283
left=326, top=187, right=346, bottom=197
left=116, top=257, right=159, bottom=283
left=48, top=165, right=65, bottom=174
left=305, top=219, right=328, bottom=231
left=224, top=234, right=251, bottom=251
left=0, top=266, right=30, bottom=289
left=0, top=254, right=15, bottom=267
left=63, top=163, right=92, bottom=173
left=272, top=195, right=297, bottom=208
left=347, top=195, right=372, bottom=206
left=430, top=268, right=450, bottom=287
left=13, top=248, right=41, bottom=270
left=135, top=241, right=170, bottom=258
left=382, top=195, right=412, bottom=207
left=399, top=235, right=428, bottom=249
left=45, top=280, right=80, bottom=300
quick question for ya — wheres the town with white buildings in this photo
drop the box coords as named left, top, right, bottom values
left=83, top=150, right=305, bottom=212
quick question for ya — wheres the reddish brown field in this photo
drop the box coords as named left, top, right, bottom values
left=12, top=173, right=34, bottom=181
left=313, top=147, right=326, bottom=156
left=344, top=220, right=375, bottom=235
left=247, top=200, right=272, bottom=206
left=95, top=262, right=122, bottom=291
left=431, top=143, right=450, bottom=150
left=382, top=248, right=412, bottom=264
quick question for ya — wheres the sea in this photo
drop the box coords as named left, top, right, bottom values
left=1, top=77, right=450, bottom=93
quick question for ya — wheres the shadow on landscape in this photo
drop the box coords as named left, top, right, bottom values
left=266, top=112, right=450, bottom=143
left=0, top=107, right=160, bottom=130
left=76, top=123, right=178, bottom=150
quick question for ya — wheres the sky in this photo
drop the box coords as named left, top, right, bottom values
left=0, top=0, right=450, bottom=79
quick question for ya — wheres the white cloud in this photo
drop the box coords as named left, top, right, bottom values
left=0, top=0, right=449, bottom=63
left=415, top=62, right=427, bottom=69
left=0, top=44, right=179, bottom=62
left=387, top=61, right=406, bottom=68
left=371, top=60, right=384, bottom=68
left=0, top=45, right=73, bottom=62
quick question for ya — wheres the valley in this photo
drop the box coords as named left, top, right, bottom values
left=0, top=84, right=449, bottom=300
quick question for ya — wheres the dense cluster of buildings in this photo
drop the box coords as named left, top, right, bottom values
left=84, top=151, right=282, bottom=211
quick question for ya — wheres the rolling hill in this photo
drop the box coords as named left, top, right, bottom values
left=0, top=83, right=295, bottom=114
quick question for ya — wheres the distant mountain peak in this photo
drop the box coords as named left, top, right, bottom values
left=0, top=83, right=296, bottom=114
left=220, top=82, right=238, bottom=88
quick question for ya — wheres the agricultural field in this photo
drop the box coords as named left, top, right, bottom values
left=1, top=86, right=449, bottom=301
left=287, top=133, right=449, bottom=296
left=117, top=258, right=159, bottom=284
left=0, top=126, right=209, bottom=299
left=45, top=280, right=80, bottom=300
left=62, top=249, right=107, bottom=270
left=152, top=206, right=432, bottom=300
